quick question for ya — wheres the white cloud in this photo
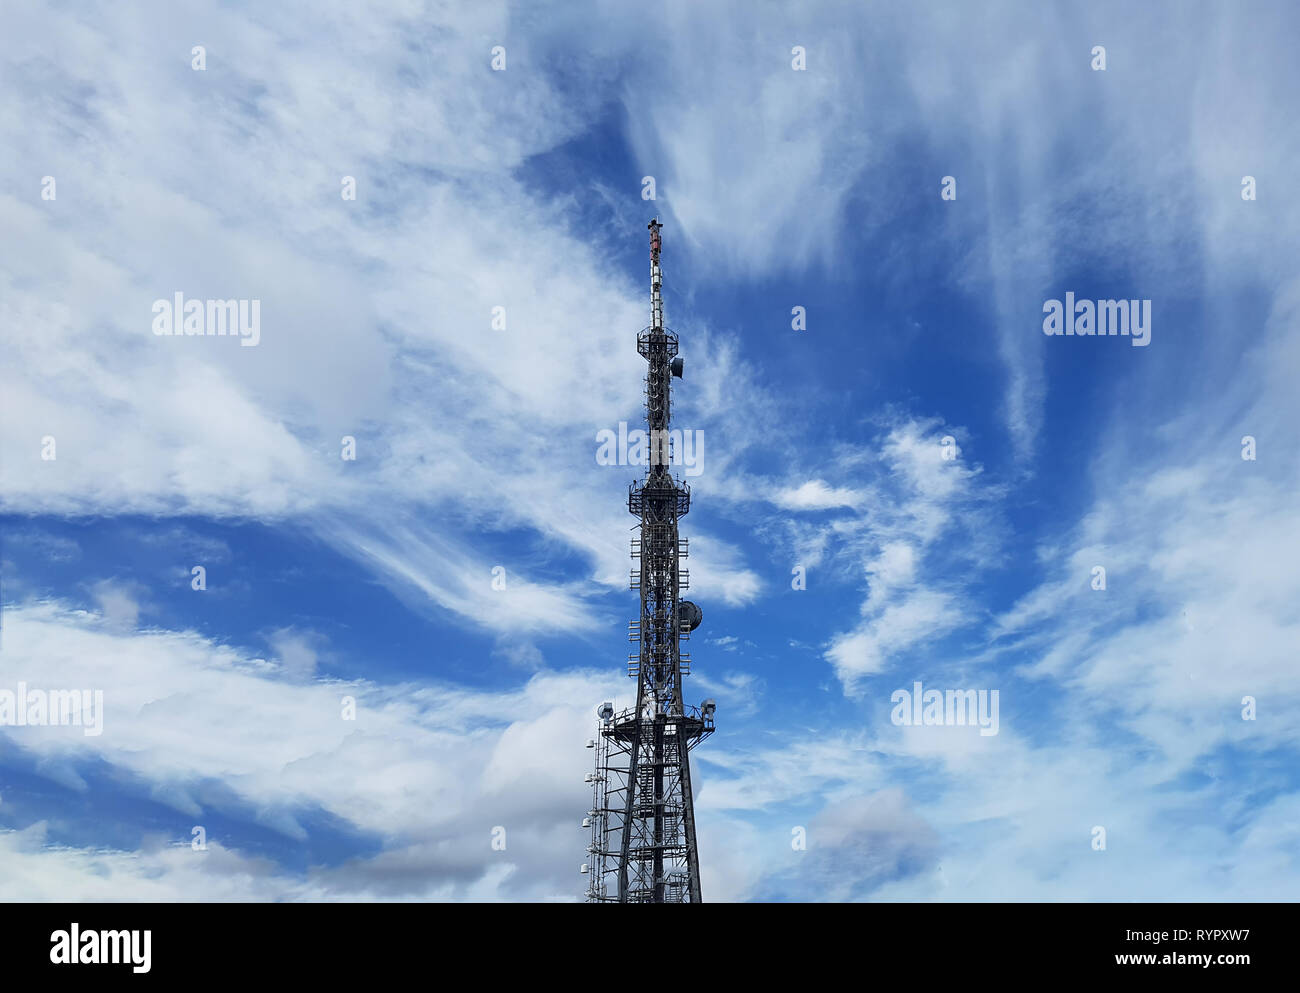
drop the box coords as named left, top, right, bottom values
left=0, top=596, right=630, bottom=899
left=773, top=480, right=862, bottom=511
left=0, top=0, right=770, bottom=635
left=825, top=589, right=960, bottom=692
left=89, top=579, right=142, bottom=632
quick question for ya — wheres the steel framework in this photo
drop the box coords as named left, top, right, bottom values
left=584, top=220, right=714, bottom=903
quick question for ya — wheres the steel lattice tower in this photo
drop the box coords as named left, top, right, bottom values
left=583, top=220, right=714, bottom=903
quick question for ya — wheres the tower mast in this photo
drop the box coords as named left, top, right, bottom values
left=584, top=220, right=714, bottom=903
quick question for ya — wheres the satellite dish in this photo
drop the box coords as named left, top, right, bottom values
left=678, top=600, right=703, bottom=632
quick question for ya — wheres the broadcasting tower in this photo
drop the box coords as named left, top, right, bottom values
left=583, top=220, right=715, bottom=903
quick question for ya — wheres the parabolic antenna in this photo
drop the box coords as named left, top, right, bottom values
left=678, top=600, right=703, bottom=632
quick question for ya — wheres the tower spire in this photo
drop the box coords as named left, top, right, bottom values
left=649, top=217, right=664, bottom=331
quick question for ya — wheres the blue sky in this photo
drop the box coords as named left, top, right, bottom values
left=1, top=0, right=1298, bottom=900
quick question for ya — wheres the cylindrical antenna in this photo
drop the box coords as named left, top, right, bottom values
left=648, top=218, right=664, bottom=331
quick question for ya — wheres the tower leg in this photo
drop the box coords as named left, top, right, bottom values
left=679, top=731, right=703, bottom=903
left=653, top=715, right=665, bottom=903
left=618, top=734, right=638, bottom=902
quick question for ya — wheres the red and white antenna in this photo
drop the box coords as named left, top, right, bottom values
left=648, top=218, right=664, bottom=331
